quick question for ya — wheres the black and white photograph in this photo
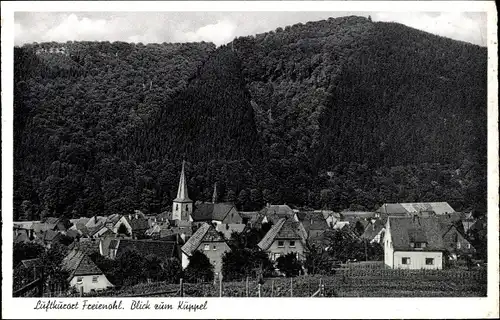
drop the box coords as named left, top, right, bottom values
left=2, top=1, right=498, bottom=319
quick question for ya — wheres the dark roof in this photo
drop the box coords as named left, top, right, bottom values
left=258, top=218, right=307, bottom=251
left=215, top=223, right=246, bottom=239
left=388, top=216, right=444, bottom=251
left=62, top=250, right=103, bottom=278
left=126, top=217, right=150, bottom=232
left=181, top=223, right=225, bottom=256
left=300, top=212, right=329, bottom=234
left=68, top=240, right=100, bottom=254
left=115, top=239, right=179, bottom=260
left=106, top=214, right=122, bottom=225
left=38, top=229, right=61, bottom=242
left=191, top=203, right=236, bottom=222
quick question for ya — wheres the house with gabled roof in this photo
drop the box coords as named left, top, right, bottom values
left=377, top=202, right=456, bottom=216
left=384, top=216, right=445, bottom=269
left=191, top=203, right=242, bottom=225
left=298, top=212, right=330, bottom=240
left=441, top=224, right=475, bottom=258
left=180, top=223, right=231, bottom=275
left=361, top=220, right=386, bottom=244
left=257, top=218, right=308, bottom=262
left=62, top=249, right=113, bottom=293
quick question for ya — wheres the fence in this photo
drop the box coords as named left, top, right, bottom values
left=46, top=267, right=487, bottom=298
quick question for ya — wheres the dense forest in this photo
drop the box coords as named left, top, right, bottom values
left=13, top=16, right=488, bottom=220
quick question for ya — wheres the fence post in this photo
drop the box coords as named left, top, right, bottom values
left=258, top=284, right=261, bottom=298
left=179, top=278, right=184, bottom=297
left=246, top=277, right=249, bottom=297
left=271, top=280, right=274, bottom=297
left=219, top=276, right=222, bottom=297
left=319, top=278, right=322, bottom=297
left=290, top=278, right=293, bottom=297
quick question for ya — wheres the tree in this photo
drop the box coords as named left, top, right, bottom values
left=276, top=252, right=303, bottom=277
left=39, top=243, right=69, bottom=293
left=114, top=250, right=147, bottom=286
left=184, top=251, right=214, bottom=283
left=13, top=242, right=45, bottom=267
left=222, top=248, right=273, bottom=281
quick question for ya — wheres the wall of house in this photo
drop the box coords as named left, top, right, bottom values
left=69, top=274, right=113, bottom=293
left=113, top=217, right=132, bottom=235
left=222, top=207, right=243, bottom=224
left=182, top=252, right=190, bottom=270
left=267, top=239, right=305, bottom=262
left=384, top=222, right=394, bottom=267
left=196, top=241, right=231, bottom=275
left=393, top=251, right=443, bottom=270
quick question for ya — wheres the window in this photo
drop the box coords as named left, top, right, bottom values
left=425, top=258, right=434, bottom=265
left=76, top=277, right=83, bottom=283
left=467, top=243, right=471, bottom=249
left=92, top=276, right=99, bottom=283
left=414, top=242, right=426, bottom=249
left=176, top=204, right=179, bottom=211
left=402, top=257, right=410, bottom=265
left=457, top=242, right=461, bottom=249
left=204, top=244, right=210, bottom=251
left=212, top=245, right=217, bottom=251
left=277, top=241, right=284, bottom=248
left=289, top=241, right=296, bottom=247
left=186, top=205, right=189, bottom=211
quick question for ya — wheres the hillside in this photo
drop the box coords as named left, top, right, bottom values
left=13, top=16, right=487, bottom=220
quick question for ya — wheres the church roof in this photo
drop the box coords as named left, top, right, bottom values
left=174, top=161, right=192, bottom=203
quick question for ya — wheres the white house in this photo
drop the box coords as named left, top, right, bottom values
left=384, top=216, right=444, bottom=270
left=62, top=249, right=113, bottom=294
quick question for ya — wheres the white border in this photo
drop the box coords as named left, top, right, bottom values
left=2, top=1, right=498, bottom=319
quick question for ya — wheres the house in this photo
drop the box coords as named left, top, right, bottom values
left=42, top=217, right=72, bottom=233
left=239, top=211, right=260, bottom=228
left=85, top=216, right=107, bottom=230
left=62, top=249, right=114, bottom=294
left=105, top=214, right=132, bottom=234
left=69, top=217, right=90, bottom=235
left=319, top=210, right=341, bottom=228
left=298, top=212, right=329, bottom=240
left=384, top=216, right=445, bottom=269
left=441, top=224, right=475, bottom=258
left=13, top=228, right=31, bottom=243
left=257, top=218, right=308, bottom=262
left=361, top=220, right=386, bottom=244
left=377, top=202, right=456, bottom=216
left=191, top=203, right=242, bottom=225
left=125, top=216, right=150, bottom=239
left=255, top=204, right=299, bottom=229
left=215, top=223, right=246, bottom=240
left=88, top=225, right=113, bottom=239
left=34, top=229, right=63, bottom=249
left=180, top=223, right=231, bottom=276
left=109, top=239, right=180, bottom=262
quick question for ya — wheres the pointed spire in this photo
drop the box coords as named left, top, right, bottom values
left=212, top=182, right=218, bottom=203
left=174, top=160, right=191, bottom=203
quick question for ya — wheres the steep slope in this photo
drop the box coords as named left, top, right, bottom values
left=13, top=16, right=487, bottom=219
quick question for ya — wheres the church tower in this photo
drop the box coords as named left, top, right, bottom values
left=172, top=161, right=193, bottom=221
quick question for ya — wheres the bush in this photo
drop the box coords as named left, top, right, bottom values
left=277, top=253, right=303, bottom=277
left=184, top=251, right=214, bottom=283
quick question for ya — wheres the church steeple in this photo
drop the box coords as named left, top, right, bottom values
left=172, top=161, right=193, bottom=221
left=174, top=160, right=191, bottom=202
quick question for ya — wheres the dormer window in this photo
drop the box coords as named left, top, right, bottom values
left=414, top=242, right=426, bottom=249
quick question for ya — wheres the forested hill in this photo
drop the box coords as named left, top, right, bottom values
left=14, top=16, right=487, bottom=220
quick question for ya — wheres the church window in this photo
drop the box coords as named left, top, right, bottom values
left=176, top=204, right=179, bottom=211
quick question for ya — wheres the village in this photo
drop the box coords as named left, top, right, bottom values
left=13, top=161, right=487, bottom=297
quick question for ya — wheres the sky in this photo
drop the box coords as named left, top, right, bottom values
left=14, top=11, right=487, bottom=47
